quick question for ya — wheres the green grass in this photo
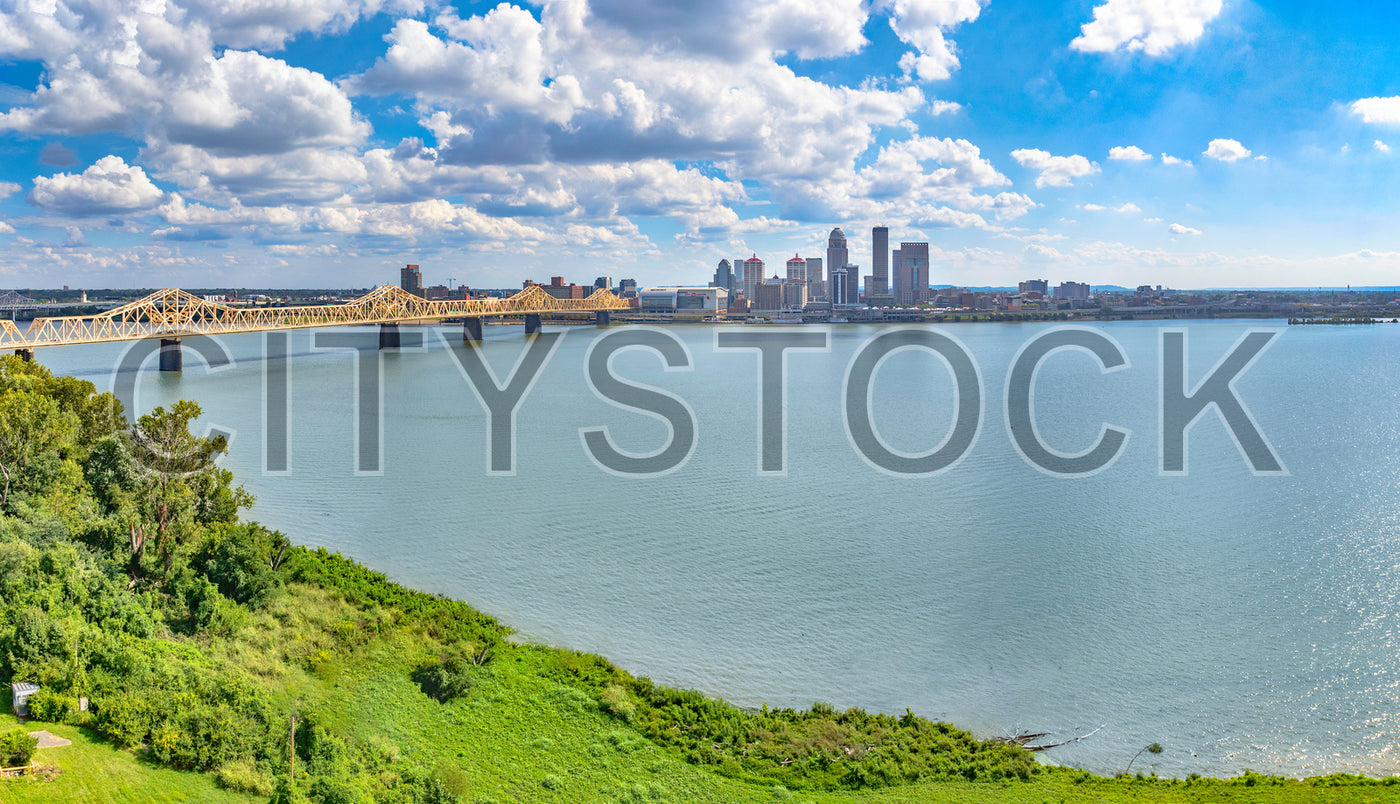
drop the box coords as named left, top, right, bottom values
left=11, top=578, right=1400, bottom=803
left=0, top=713, right=258, bottom=804
left=185, top=582, right=1400, bottom=803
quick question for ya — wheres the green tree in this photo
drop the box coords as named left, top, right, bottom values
left=127, top=401, right=246, bottom=574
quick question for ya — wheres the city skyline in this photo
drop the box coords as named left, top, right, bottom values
left=1, top=2, right=1399, bottom=290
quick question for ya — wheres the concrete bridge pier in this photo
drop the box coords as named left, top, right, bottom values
left=13, top=348, right=33, bottom=362
left=524, top=314, right=542, bottom=337
left=463, top=317, right=483, bottom=346
left=159, top=338, right=182, bottom=372
left=596, top=310, right=611, bottom=327
left=379, top=323, right=401, bottom=349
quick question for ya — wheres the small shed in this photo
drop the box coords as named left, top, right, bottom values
left=11, top=682, right=39, bottom=717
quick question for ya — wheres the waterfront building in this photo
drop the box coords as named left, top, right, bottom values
left=870, top=226, right=889, bottom=299
left=1055, top=281, right=1091, bottom=300
left=712, top=259, right=734, bottom=293
left=782, top=280, right=808, bottom=310
left=753, top=275, right=786, bottom=311
left=900, top=242, right=930, bottom=304
left=891, top=249, right=904, bottom=303
left=805, top=257, right=824, bottom=300
left=400, top=264, right=423, bottom=297
left=1019, top=278, right=1049, bottom=296
left=831, top=265, right=849, bottom=305
left=595, top=276, right=614, bottom=291
left=639, top=286, right=728, bottom=312
left=786, top=255, right=806, bottom=282
left=743, top=255, right=765, bottom=301
left=618, top=278, right=638, bottom=298
left=827, top=228, right=855, bottom=305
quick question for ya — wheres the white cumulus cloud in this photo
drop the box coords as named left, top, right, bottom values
left=1011, top=148, right=1099, bottom=188
left=0, top=181, right=20, bottom=199
left=1203, top=138, right=1252, bottom=162
left=1071, top=0, right=1223, bottom=56
left=880, top=0, right=987, bottom=82
left=1168, top=223, right=1201, bottom=236
left=1108, top=145, right=1152, bottom=161
left=1376, top=140, right=1392, bottom=153
left=1161, top=153, right=1191, bottom=166
left=1351, top=97, right=1400, bottom=125
left=30, top=155, right=164, bottom=215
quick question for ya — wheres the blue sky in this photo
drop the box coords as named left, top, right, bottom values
left=0, top=0, right=1398, bottom=290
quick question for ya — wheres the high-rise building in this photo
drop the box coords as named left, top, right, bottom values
left=785, top=254, right=806, bottom=282
left=755, top=275, right=785, bottom=311
left=830, top=265, right=849, bottom=305
left=595, top=276, right=614, bottom=292
left=827, top=228, right=855, bottom=305
left=712, top=259, right=733, bottom=293
left=782, top=280, right=808, bottom=310
left=400, top=264, right=423, bottom=297
left=891, top=249, right=904, bottom=303
left=1054, top=281, right=1091, bottom=300
left=805, top=257, right=824, bottom=301
left=618, top=278, right=638, bottom=298
left=900, top=242, right=930, bottom=304
left=870, top=226, right=889, bottom=299
left=743, top=255, right=765, bottom=301
left=1019, top=278, right=1049, bottom=295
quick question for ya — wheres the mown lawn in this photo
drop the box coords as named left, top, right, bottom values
left=0, top=713, right=257, bottom=804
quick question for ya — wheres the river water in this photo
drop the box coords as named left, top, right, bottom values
left=39, top=319, right=1400, bottom=778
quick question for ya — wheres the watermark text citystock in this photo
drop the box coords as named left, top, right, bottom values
left=113, top=325, right=1286, bottom=480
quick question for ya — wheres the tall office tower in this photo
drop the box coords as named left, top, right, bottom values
left=827, top=228, right=855, bottom=304
left=595, top=276, right=614, bottom=291
left=712, top=259, right=733, bottom=292
left=805, top=257, right=824, bottom=300
left=830, top=265, right=849, bottom=305
left=400, top=264, right=423, bottom=296
left=786, top=254, right=806, bottom=282
left=870, top=226, right=889, bottom=299
left=743, top=255, right=765, bottom=300
left=891, top=249, right=904, bottom=303
left=900, top=242, right=930, bottom=303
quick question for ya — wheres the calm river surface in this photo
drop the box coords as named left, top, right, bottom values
left=38, top=319, right=1400, bottom=777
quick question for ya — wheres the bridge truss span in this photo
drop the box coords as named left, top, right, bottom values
left=0, top=284, right=631, bottom=351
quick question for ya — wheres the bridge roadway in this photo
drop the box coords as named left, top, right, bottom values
left=0, top=284, right=630, bottom=371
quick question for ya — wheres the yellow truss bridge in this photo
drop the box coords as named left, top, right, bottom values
left=0, top=284, right=630, bottom=355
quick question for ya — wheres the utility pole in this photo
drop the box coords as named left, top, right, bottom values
left=289, top=713, right=297, bottom=782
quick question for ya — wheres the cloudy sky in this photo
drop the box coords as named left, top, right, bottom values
left=1, top=0, right=1398, bottom=291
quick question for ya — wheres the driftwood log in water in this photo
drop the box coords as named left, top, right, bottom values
left=996, top=724, right=1106, bottom=751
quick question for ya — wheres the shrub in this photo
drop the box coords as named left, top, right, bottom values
left=0, top=727, right=38, bottom=767
left=216, top=758, right=276, bottom=796
left=25, top=688, right=74, bottom=723
left=412, top=656, right=473, bottom=703
left=601, top=683, right=636, bottom=722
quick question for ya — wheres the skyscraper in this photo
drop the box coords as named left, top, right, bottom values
left=870, top=226, right=889, bottom=300
left=891, top=249, right=904, bottom=304
left=785, top=254, right=806, bottom=282
left=827, top=228, right=855, bottom=305
left=743, top=255, right=765, bottom=300
left=831, top=265, right=848, bottom=305
left=805, top=257, right=824, bottom=300
left=400, top=264, right=423, bottom=297
left=900, top=242, right=930, bottom=304
left=712, top=259, right=733, bottom=292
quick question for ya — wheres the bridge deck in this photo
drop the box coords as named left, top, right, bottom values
left=0, top=285, right=630, bottom=350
